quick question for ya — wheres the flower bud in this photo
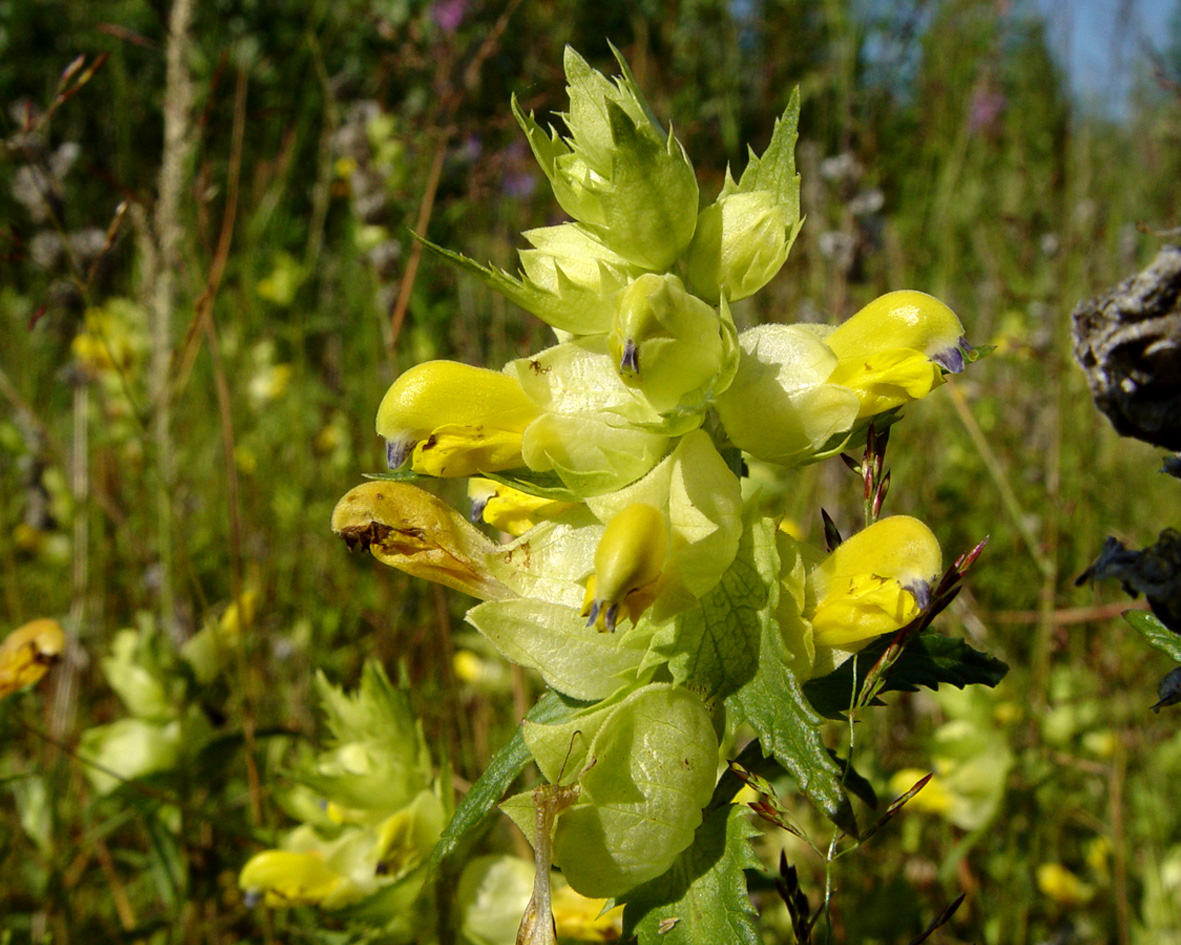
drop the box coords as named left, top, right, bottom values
left=417, top=224, right=640, bottom=336
left=513, top=46, right=698, bottom=270
left=684, top=193, right=799, bottom=303
left=685, top=90, right=802, bottom=302
left=807, top=515, right=942, bottom=649
left=582, top=502, right=667, bottom=632
left=376, top=361, right=539, bottom=477
left=607, top=274, right=723, bottom=413
left=825, top=290, right=969, bottom=418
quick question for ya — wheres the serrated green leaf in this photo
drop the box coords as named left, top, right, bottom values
left=1124, top=609, right=1181, bottom=661
left=803, top=634, right=1010, bottom=721
left=428, top=691, right=576, bottom=878
left=621, top=805, right=760, bottom=945
left=415, top=231, right=616, bottom=334
left=722, top=519, right=856, bottom=836
left=649, top=514, right=764, bottom=699
left=736, top=87, right=800, bottom=213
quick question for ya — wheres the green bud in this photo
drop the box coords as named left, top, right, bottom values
left=607, top=274, right=724, bottom=413
left=685, top=193, right=800, bottom=303
left=685, top=90, right=802, bottom=302
left=513, top=45, right=699, bottom=270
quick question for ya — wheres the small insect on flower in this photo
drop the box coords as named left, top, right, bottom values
left=0, top=619, right=66, bottom=700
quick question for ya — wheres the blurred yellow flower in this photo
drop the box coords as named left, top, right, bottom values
left=239, top=850, right=346, bottom=907
left=0, top=619, right=66, bottom=699
left=1036, top=862, right=1094, bottom=906
left=551, top=880, right=623, bottom=941
left=887, top=768, right=953, bottom=817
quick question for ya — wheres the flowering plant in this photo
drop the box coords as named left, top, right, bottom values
left=276, top=45, right=1007, bottom=943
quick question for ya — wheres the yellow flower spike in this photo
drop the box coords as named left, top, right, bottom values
left=807, top=515, right=942, bottom=648
left=239, top=849, right=346, bottom=907
left=582, top=502, right=667, bottom=632
left=376, top=360, right=540, bottom=477
left=0, top=619, right=66, bottom=700
left=824, top=290, right=968, bottom=418
left=468, top=477, right=577, bottom=537
left=332, top=481, right=513, bottom=600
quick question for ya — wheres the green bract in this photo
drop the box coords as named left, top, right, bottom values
left=515, top=46, right=699, bottom=270
left=685, top=88, right=803, bottom=303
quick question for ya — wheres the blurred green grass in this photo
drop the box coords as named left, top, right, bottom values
left=3, top=0, right=1181, bottom=942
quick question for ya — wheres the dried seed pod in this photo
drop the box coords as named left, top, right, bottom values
left=1072, top=245, right=1181, bottom=450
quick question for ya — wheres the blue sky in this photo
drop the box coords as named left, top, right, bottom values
left=1033, top=0, right=1176, bottom=111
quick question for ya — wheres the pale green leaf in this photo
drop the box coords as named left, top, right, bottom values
left=466, top=598, right=650, bottom=701
left=552, top=684, right=719, bottom=898
left=647, top=511, right=764, bottom=699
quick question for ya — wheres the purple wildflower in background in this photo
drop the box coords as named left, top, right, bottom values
left=968, top=82, right=1006, bottom=133
left=431, top=0, right=467, bottom=33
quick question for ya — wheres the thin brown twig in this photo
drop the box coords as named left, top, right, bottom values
left=987, top=600, right=1149, bottom=625
left=94, top=837, right=138, bottom=931
left=195, top=65, right=266, bottom=830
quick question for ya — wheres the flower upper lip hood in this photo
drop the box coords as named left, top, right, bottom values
left=824, top=290, right=969, bottom=419
left=376, top=360, right=540, bottom=478
left=807, top=514, right=943, bottom=649
left=513, top=45, right=699, bottom=271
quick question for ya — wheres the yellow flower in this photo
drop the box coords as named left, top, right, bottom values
left=0, top=619, right=65, bottom=700
left=376, top=361, right=539, bottom=477
left=551, top=879, right=624, bottom=941
left=887, top=768, right=954, bottom=816
left=332, top=481, right=512, bottom=600
left=468, top=478, right=577, bottom=537
left=239, top=850, right=346, bottom=907
left=582, top=503, right=667, bottom=632
left=825, top=290, right=967, bottom=419
left=807, top=515, right=942, bottom=649
left=1036, top=862, right=1094, bottom=906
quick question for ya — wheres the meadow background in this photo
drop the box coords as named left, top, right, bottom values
left=4, top=0, right=1181, bottom=942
